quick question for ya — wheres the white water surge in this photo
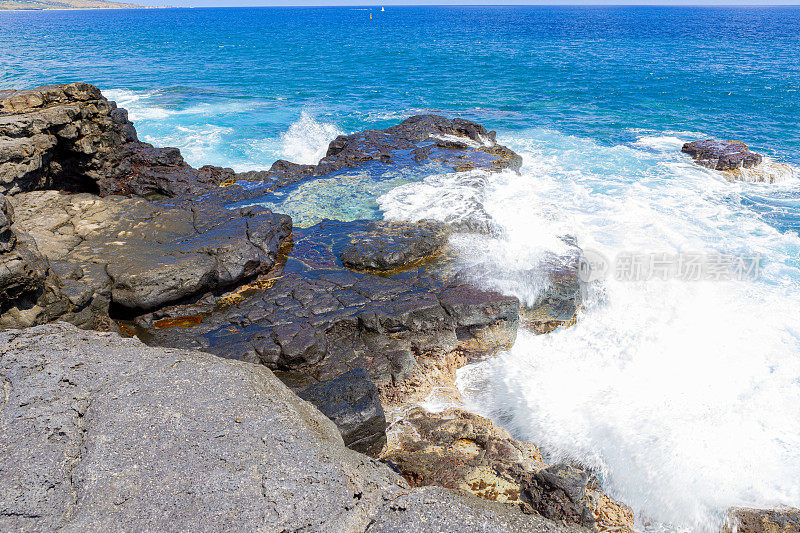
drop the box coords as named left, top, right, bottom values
left=379, top=129, right=800, bottom=531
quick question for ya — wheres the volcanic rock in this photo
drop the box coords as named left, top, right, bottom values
left=298, top=368, right=387, bottom=457
left=339, top=220, right=450, bottom=273
left=682, top=140, right=763, bottom=171
left=8, top=190, right=290, bottom=312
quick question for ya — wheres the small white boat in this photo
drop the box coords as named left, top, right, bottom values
left=381, top=6, right=385, bottom=12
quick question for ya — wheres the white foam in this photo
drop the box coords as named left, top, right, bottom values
left=279, top=111, right=343, bottom=165
left=384, top=128, right=800, bottom=531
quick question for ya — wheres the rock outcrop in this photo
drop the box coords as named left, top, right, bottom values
left=0, top=323, right=582, bottom=533
left=721, top=507, right=800, bottom=533
left=682, top=140, right=763, bottom=171
left=299, top=369, right=388, bottom=457
left=340, top=220, right=450, bottom=274
left=9, top=190, right=291, bottom=312
left=382, top=407, right=634, bottom=532
left=0, top=83, right=230, bottom=198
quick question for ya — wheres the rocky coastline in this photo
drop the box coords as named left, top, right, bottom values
left=0, top=83, right=792, bottom=532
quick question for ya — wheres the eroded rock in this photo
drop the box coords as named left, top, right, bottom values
left=721, top=507, right=800, bottom=533
left=383, top=408, right=634, bottom=533
left=299, top=368, right=388, bottom=457
left=682, top=140, right=763, bottom=171
left=340, top=220, right=450, bottom=274
left=9, top=190, right=291, bottom=311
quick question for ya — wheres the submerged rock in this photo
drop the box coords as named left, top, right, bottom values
left=682, top=139, right=763, bottom=171
left=8, top=190, right=290, bottom=312
left=298, top=368, right=387, bottom=457
left=339, top=219, right=450, bottom=273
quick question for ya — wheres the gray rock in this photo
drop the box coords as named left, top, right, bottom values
left=299, top=368, right=388, bottom=457
left=522, top=464, right=596, bottom=528
left=9, top=190, right=291, bottom=311
left=682, top=139, right=763, bottom=171
left=366, top=486, right=581, bottom=533
left=0, top=323, right=404, bottom=532
left=340, top=220, right=450, bottom=273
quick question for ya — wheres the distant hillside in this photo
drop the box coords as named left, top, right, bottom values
left=0, top=0, right=143, bottom=9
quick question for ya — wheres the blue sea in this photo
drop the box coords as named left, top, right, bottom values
left=3, top=6, right=800, bottom=531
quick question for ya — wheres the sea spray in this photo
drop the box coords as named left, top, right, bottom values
left=381, top=128, right=800, bottom=531
left=279, top=111, right=343, bottom=165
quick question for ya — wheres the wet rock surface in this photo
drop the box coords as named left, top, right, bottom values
left=722, top=507, right=800, bottom=533
left=133, top=239, right=519, bottom=402
left=299, top=368, right=388, bottom=457
left=682, top=139, right=763, bottom=171
left=340, top=219, right=450, bottom=274
left=9, top=190, right=290, bottom=312
left=0, top=83, right=629, bottom=530
left=383, top=408, right=634, bottom=532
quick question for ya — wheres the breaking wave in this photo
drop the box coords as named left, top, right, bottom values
left=381, top=128, right=800, bottom=531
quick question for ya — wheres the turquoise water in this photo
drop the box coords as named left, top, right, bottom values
left=3, top=7, right=800, bottom=531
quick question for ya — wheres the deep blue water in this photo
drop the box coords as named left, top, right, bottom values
left=3, top=7, right=800, bottom=531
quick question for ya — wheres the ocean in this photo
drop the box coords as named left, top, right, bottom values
left=3, top=6, right=800, bottom=531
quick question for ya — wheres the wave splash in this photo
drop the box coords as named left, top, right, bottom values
left=381, top=129, right=800, bottom=531
left=279, top=111, right=343, bottom=165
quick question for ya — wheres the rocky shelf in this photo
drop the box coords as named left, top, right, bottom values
left=1, top=83, right=791, bottom=532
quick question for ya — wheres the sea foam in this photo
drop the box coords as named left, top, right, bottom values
left=382, top=129, right=800, bottom=531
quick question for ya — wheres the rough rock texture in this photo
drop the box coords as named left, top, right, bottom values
left=0, top=193, right=92, bottom=330
left=9, top=190, right=291, bottom=312
left=340, top=220, right=450, bottom=273
left=722, top=507, right=800, bottom=533
left=299, top=368, right=387, bottom=457
left=682, top=140, right=763, bottom=171
left=208, top=114, right=524, bottom=207
left=0, top=323, right=583, bottom=533
left=366, top=486, right=581, bottom=533
left=522, top=249, right=586, bottom=334
left=0, top=83, right=230, bottom=198
left=0, top=323, right=402, bottom=532
left=130, top=219, right=518, bottom=404
left=383, top=408, right=634, bottom=533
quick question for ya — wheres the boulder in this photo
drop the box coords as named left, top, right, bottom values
left=0, top=323, right=401, bottom=532
left=0, top=323, right=585, bottom=533
left=298, top=368, right=388, bottom=457
left=340, top=220, right=450, bottom=274
left=383, top=407, right=634, bottom=532
left=682, top=140, right=763, bottom=171
left=721, top=507, right=800, bottom=533
left=8, top=190, right=291, bottom=312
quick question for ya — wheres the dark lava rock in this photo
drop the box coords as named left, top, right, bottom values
left=8, top=190, right=291, bottom=313
left=0, top=83, right=236, bottom=199
left=722, top=507, right=800, bottom=533
left=682, top=139, right=763, bottom=171
left=522, top=464, right=596, bottom=528
left=133, top=220, right=519, bottom=399
left=298, top=368, right=387, bottom=457
left=339, top=220, right=450, bottom=273
left=522, top=249, right=586, bottom=334
left=214, top=115, right=524, bottom=200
